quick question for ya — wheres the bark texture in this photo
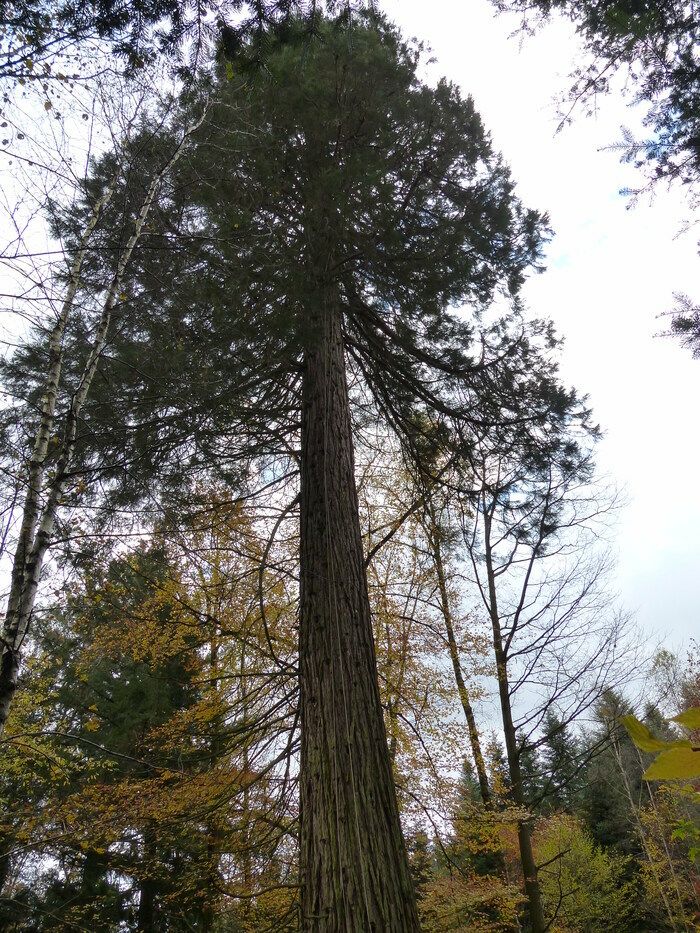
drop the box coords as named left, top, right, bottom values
left=299, top=293, right=419, bottom=931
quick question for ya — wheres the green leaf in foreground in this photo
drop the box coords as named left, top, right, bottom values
left=671, top=708, right=700, bottom=730
left=619, top=715, right=685, bottom=753
left=643, top=747, right=700, bottom=781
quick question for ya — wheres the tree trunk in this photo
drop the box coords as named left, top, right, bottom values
left=483, top=505, right=545, bottom=933
left=496, top=649, right=545, bottom=933
left=0, top=831, right=11, bottom=897
left=425, top=503, right=491, bottom=808
left=298, top=291, right=419, bottom=931
left=137, top=877, right=156, bottom=932
left=137, top=832, right=157, bottom=932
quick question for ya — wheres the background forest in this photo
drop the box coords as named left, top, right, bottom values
left=0, top=1, right=698, bottom=931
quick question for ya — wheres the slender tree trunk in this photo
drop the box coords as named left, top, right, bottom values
left=0, top=104, right=208, bottom=736
left=137, top=877, right=156, bottom=932
left=239, top=645, right=253, bottom=923
left=613, top=738, right=684, bottom=931
left=483, top=506, right=545, bottom=933
left=640, top=766, right=693, bottom=929
left=80, top=849, right=107, bottom=910
left=202, top=628, right=222, bottom=933
left=298, top=288, right=419, bottom=931
left=0, top=183, right=114, bottom=733
left=425, top=503, right=491, bottom=807
left=136, top=827, right=158, bottom=931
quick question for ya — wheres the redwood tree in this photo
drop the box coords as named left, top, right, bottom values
left=1, top=13, right=569, bottom=928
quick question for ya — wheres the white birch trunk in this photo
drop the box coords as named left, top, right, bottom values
left=0, top=102, right=209, bottom=735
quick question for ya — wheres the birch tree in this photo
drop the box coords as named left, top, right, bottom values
left=0, top=99, right=208, bottom=734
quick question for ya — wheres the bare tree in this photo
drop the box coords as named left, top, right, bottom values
left=419, top=495, right=493, bottom=809
left=458, top=429, right=639, bottom=932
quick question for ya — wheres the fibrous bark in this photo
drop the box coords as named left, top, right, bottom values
left=298, top=288, right=419, bottom=931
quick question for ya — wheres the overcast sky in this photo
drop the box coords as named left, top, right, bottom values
left=380, top=0, right=700, bottom=651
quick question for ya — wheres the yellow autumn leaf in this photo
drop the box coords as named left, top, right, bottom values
left=620, top=715, right=688, bottom=753
left=671, top=707, right=700, bottom=730
left=643, top=746, right=700, bottom=781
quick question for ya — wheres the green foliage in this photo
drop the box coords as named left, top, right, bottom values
left=0, top=505, right=298, bottom=931
left=518, top=736, right=545, bottom=809
left=540, top=713, right=585, bottom=813
left=620, top=714, right=680, bottom=753
left=2, top=7, right=694, bottom=930
left=643, top=747, right=700, bottom=781
left=534, top=815, right=637, bottom=932
left=672, top=708, right=700, bottom=730
left=0, top=11, right=576, bottom=521
left=672, top=814, right=700, bottom=866
left=494, top=0, right=700, bottom=196
left=0, top=0, right=357, bottom=81
left=580, top=692, right=643, bottom=854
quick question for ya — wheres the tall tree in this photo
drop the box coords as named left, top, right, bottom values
left=581, top=691, right=644, bottom=855
left=3, top=12, right=567, bottom=927
left=539, top=712, right=584, bottom=814
left=0, top=0, right=366, bottom=82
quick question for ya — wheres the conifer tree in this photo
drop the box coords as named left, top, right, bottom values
left=0, top=0, right=361, bottom=81
left=1, top=12, right=574, bottom=928
left=517, top=735, right=544, bottom=811
left=582, top=691, right=642, bottom=854
left=540, top=711, right=584, bottom=813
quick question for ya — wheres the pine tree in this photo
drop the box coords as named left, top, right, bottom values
left=581, top=691, right=642, bottom=854
left=407, top=830, right=434, bottom=900
left=540, top=712, right=584, bottom=813
left=517, top=734, right=544, bottom=812
left=0, top=519, right=297, bottom=932
left=0, top=0, right=358, bottom=81
left=493, top=0, right=700, bottom=195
